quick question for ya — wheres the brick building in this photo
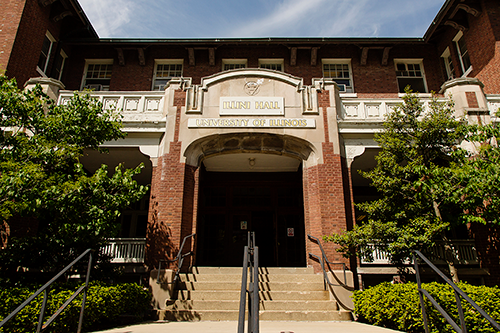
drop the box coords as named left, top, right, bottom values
left=1, top=0, right=500, bottom=289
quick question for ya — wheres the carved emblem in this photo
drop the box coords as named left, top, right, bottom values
left=244, top=79, right=263, bottom=96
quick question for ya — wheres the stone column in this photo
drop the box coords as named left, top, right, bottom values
left=303, top=83, right=353, bottom=272
left=440, top=77, right=490, bottom=125
left=146, top=81, right=198, bottom=269
left=24, top=77, right=65, bottom=101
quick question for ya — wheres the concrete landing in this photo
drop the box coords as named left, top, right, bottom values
left=89, top=320, right=404, bottom=333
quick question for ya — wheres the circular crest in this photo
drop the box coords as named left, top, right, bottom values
left=244, top=80, right=261, bottom=96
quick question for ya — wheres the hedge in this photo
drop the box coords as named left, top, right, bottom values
left=354, top=282, right=500, bottom=333
left=0, top=282, right=151, bottom=333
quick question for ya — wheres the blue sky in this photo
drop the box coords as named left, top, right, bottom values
left=78, top=0, right=446, bottom=39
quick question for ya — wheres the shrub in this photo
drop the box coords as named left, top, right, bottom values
left=0, top=282, right=151, bottom=333
left=354, top=282, right=500, bottom=333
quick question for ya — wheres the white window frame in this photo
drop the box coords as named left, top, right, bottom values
left=152, top=59, right=183, bottom=91
left=37, top=31, right=55, bottom=76
left=394, top=59, right=428, bottom=94
left=453, top=31, right=472, bottom=77
left=222, top=59, right=247, bottom=71
left=441, top=48, right=455, bottom=81
left=81, top=59, right=113, bottom=91
left=322, top=59, right=354, bottom=93
left=259, top=59, right=284, bottom=72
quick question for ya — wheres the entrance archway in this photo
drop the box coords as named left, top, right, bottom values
left=184, top=133, right=315, bottom=267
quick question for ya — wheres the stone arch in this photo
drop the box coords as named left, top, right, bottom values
left=183, top=132, right=316, bottom=167
left=199, top=68, right=304, bottom=90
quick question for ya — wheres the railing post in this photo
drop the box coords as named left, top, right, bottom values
left=248, top=232, right=254, bottom=333
left=238, top=246, right=249, bottom=333
left=36, top=288, right=49, bottom=333
left=252, top=245, right=259, bottom=333
left=414, top=253, right=430, bottom=333
left=77, top=250, right=93, bottom=333
left=455, top=290, right=467, bottom=333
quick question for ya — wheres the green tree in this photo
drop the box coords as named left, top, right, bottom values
left=326, top=90, right=477, bottom=282
left=0, top=75, right=148, bottom=282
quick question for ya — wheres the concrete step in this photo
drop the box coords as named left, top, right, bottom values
left=158, top=309, right=352, bottom=321
left=160, top=266, right=352, bottom=323
left=259, top=310, right=352, bottom=321
left=166, top=300, right=339, bottom=311
left=178, top=281, right=325, bottom=291
left=176, top=290, right=330, bottom=301
left=191, top=267, right=314, bottom=275
left=178, top=273, right=324, bottom=283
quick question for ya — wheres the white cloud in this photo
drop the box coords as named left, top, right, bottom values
left=79, top=0, right=135, bottom=37
left=78, top=0, right=444, bottom=38
left=229, top=0, right=329, bottom=37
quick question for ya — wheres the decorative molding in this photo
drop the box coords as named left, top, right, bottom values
left=311, top=47, right=319, bottom=66
left=188, top=48, right=195, bottom=66
left=138, top=48, right=145, bottom=66
left=116, top=48, right=125, bottom=66
left=439, top=77, right=484, bottom=93
left=290, top=47, right=297, bottom=66
left=200, top=68, right=303, bottom=90
left=209, top=48, right=215, bottom=66
left=444, top=20, right=467, bottom=31
left=361, top=47, right=369, bottom=66
left=25, top=77, right=65, bottom=89
left=39, top=0, right=58, bottom=6
left=382, top=47, right=391, bottom=66
left=451, top=4, right=481, bottom=18
left=53, top=11, right=72, bottom=22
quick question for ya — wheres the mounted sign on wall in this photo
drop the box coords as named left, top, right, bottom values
left=220, top=97, right=284, bottom=115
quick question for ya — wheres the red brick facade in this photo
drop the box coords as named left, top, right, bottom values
left=3, top=0, right=500, bottom=285
left=0, top=0, right=27, bottom=75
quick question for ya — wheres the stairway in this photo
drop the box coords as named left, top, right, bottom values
left=157, top=267, right=352, bottom=321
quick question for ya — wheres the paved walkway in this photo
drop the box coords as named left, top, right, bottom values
left=90, top=321, right=404, bottom=333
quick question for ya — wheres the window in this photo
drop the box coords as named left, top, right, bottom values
left=259, top=59, right=284, bottom=71
left=454, top=32, right=471, bottom=76
left=37, top=31, right=55, bottom=75
left=152, top=60, right=183, bottom=91
left=441, top=48, right=455, bottom=80
left=51, top=49, right=67, bottom=81
left=81, top=60, right=113, bottom=91
left=322, top=59, right=353, bottom=92
left=222, top=59, right=247, bottom=71
left=394, top=60, right=427, bottom=93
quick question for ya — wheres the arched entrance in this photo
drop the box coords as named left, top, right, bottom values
left=184, top=133, right=314, bottom=267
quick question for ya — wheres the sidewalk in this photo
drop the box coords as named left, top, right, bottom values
left=90, top=321, right=404, bottom=333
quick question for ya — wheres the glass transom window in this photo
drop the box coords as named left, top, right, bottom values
left=395, top=60, right=427, bottom=93
left=224, top=63, right=246, bottom=70
left=86, top=64, right=113, bottom=80
left=222, top=59, right=247, bottom=71
left=322, top=60, right=353, bottom=92
left=153, top=61, right=183, bottom=91
left=82, top=60, right=113, bottom=91
left=259, top=59, right=284, bottom=72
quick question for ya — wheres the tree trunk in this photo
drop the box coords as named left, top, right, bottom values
left=433, top=201, right=460, bottom=283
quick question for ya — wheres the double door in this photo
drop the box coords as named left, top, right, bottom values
left=197, top=170, right=305, bottom=267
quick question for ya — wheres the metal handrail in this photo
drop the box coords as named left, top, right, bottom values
left=238, top=232, right=259, bottom=333
left=156, top=233, right=195, bottom=284
left=307, top=234, right=353, bottom=290
left=414, top=250, right=500, bottom=333
left=0, top=248, right=93, bottom=333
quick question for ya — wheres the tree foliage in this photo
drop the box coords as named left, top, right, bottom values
left=0, top=75, right=148, bottom=281
left=326, top=89, right=500, bottom=270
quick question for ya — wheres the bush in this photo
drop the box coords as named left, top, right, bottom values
left=0, top=282, right=151, bottom=332
left=354, top=282, right=500, bottom=333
